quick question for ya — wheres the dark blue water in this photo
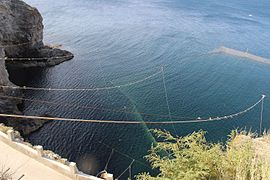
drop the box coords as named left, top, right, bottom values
left=12, top=0, right=270, bottom=179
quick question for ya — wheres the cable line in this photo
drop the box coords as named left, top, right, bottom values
left=104, top=149, right=114, bottom=171
left=98, top=141, right=152, bottom=179
left=3, top=55, right=74, bottom=61
left=97, top=58, right=113, bottom=103
left=161, top=66, right=177, bottom=134
left=98, top=141, right=151, bottom=169
left=129, top=163, right=132, bottom=180
left=0, top=41, right=33, bottom=48
left=0, top=95, right=264, bottom=124
left=116, top=159, right=135, bottom=180
left=259, top=95, right=266, bottom=135
left=0, top=69, right=162, bottom=91
left=0, top=95, right=192, bottom=119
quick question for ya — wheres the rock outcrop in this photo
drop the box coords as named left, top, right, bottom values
left=0, top=0, right=74, bottom=68
left=0, top=47, right=20, bottom=114
left=0, top=49, right=10, bottom=87
left=0, top=48, right=48, bottom=135
left=0, top=0, right=74, bottom=135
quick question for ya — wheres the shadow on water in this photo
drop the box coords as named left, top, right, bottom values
left=7, top=66, right=48, bottom=87
left=7, top=66, right=159, bottom=179
left=11, top=0, right=270, bottom=179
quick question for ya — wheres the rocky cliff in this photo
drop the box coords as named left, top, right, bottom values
left=0, top=0, right=73, bottom=135
left=0, top=48, right=10, bottom=87
left=0, top=0, right=74, bottom=68
left=0, top=47, right=20, bottom=114
left=0, top=47, right=48, bottom=136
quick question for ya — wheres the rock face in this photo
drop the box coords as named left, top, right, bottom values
left=0, top=48, right=47, bottom=136
left=0, top=0, right=74, bottom=68
left=0, top=0, right=74, bottom=135
left=0, top=47, right=20, bottom=114
left=0, top=48, right=10, bottom=86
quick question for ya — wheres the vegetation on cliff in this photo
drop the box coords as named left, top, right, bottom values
left=136, top=129, right=270, bottom=180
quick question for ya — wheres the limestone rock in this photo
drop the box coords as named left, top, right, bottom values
left=0, top=47, right=20, bottom=114
left=0, top=0, right=74, bottom=67
left=0, top=48, right=10, bottom=85
left=0, top=0, right=73, bottom=135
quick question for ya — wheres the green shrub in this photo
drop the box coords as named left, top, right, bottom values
left=136, top=130, right=270, bottom=180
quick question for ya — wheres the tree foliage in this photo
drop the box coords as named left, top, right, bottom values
left=136, top=130, right=270, bottom=180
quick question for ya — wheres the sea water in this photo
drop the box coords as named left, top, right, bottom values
left=10, top=0, right=270, bottom=178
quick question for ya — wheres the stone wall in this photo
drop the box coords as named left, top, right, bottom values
left=0, top=124, right=113, bottom=180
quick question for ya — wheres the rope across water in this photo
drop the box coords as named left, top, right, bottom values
left=0, top=41, right=32, bottom=48
left=0, top=95, right=193, bottom=119
left=0, top=95, right=265, bottom=124
left=0, top=69, right=162, bottom=91
left=2, top=55, right=74, bottom=61
left=161, top=66, right=177, bottom=133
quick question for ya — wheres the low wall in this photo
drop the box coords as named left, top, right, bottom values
left=0, top=129, right=113, bottom=180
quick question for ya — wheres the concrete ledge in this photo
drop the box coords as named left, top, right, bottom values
left=0, top=129, right=113, bottom=180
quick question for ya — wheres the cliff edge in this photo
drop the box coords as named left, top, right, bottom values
left=0, top=0, right=74, bottom=68
left=0, top=0, right=74, bottom=135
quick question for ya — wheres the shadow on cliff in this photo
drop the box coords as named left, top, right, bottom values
left=7, top=67, right=47, bottom=87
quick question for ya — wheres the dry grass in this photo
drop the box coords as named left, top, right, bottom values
left=0, top=165, right=14, bottom=180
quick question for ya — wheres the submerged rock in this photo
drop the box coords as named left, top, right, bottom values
left=0, top=0, right=74, bottom=68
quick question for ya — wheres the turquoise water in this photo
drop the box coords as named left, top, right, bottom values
left=11, top=0, right=270, bottom=178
